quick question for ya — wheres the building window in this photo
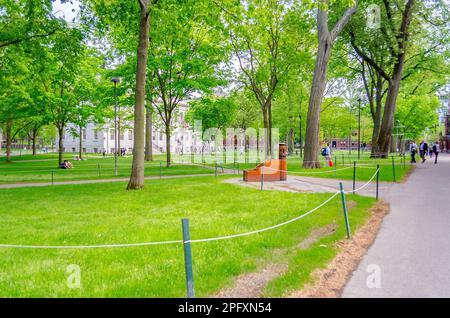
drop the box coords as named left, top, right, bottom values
left=94, top=130, right=98, bottom=140
left=159, top=132, right=163, bottom=141
left=94, top=148, right=98, bottom=153
left=119, top=130, right=124, bottom=141
left=72, top=147, right=76, bottom=153
left=128, top=129, right=133, bottom=140
left=82, top=129, right=87, bottom=140
left=110, top=129, right=114, bottom=140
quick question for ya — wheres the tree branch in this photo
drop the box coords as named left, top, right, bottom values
left=330, top=0, right=359, bottom=41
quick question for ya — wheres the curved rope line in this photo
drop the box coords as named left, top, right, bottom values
left=188, top=192, right=340, bottom=243
left=0, top=192, right=340, bottom=248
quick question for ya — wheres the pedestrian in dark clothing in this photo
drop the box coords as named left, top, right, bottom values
left=410, top=141, right=417, bottom=164
left=432, top=142, right=440, bottom=164
left=419, top=141, right=428, bottom=163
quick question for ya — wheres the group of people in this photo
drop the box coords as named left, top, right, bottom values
left=409, top=140, right=440, bottom=164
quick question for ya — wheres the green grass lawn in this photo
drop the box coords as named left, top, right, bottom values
left=0, top=153, right=213, bottom=184
left=0, top=176, right=375, bottom=297
left=0, top=152, right=61, bottom=161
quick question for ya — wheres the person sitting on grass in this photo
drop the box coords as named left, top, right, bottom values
left=59, top=160, right=73, bottom=169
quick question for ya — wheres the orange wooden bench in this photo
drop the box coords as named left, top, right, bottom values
left=243, top=144, right=287, bottom=182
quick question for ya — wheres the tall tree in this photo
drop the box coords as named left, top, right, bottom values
left=147, top=0, right=225, bottom=167
left=42, top=28, right=98, bottom=165
left=303, top=0, right=358, bottom=168
left=223, top=0, right=312, bottom=158
left=79, top=0, right=157, bottom=188
left=127, top=0, right=156, bottom=189
left=349, top=0, right=420, bottom=157
left=145, top=105, right=153, bottom=161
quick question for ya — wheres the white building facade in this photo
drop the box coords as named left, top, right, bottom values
left=56, top=101, right=202, bottom=155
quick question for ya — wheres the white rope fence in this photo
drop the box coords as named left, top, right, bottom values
left=0, top=239, right=183, bottom=249
left=0, top=165, right=381, bottom=297
left=0, top=168, right=380, bottom=251
left=0, top=191, right=340, bottom=249
left=352, top=168, right=380, bottom=193
left=264, top=166, right=353, bottom=175
left=188, top=192, right=340, bottom=243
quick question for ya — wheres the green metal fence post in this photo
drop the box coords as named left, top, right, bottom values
left=376, top=164, right=380, bottom=200
left=334, top=160, right=337, bottom=177
left=97, top=163, right=100, bottom=177
left=391, top=156, right=396, bottom=182
left=160, top=161, right=162, bottom=179
left=339, top=182, right=351, bottom=239
left=51, top=169, right=54, bottom=185
left=352, top=161, right=356, bottom=194
left=181, top=218, right=195, bottom=298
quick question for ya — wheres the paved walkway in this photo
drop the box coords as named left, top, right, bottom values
left=227, top=172, right=389, bottom=198
left=342, top=153, right=450, bottom=297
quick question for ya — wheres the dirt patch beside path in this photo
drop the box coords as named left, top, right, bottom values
left=211, top=224, right=337, bottom=298
left=286, top=201, right=390, bottom=298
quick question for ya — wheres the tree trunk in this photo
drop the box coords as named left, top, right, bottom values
left=118, top=116, right=121, bottom=156
left=79, top=126, right=83, bottom=159
left=5, top=120, right=12, bottom=163
left=268, top=101, right=273, bottom=158
left=261, top=103, right=273, bottom=159
left=370, top=83, right=384, bottom=157
left=165, top=123, right=171, bottom=167
left=145, top=106, right=153, bottom=161
left=303, top=35, right=332, bottom=168
left=375, top=0, right=415, bottom=158
left=127, top=0, right=151, bottom=190
left=390, top=133, right=397, bottom=153
left=303, top=0, right=357, bottom=168
left=32, top=129, right=37, bottom=156
left=288, top=128, right=294, bottom=155
left=58, top=126, right=64, bottom=165
left=377, top=77, right=402, bottom=157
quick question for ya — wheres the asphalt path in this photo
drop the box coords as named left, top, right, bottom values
left=343, top=153, right=450, bottom=297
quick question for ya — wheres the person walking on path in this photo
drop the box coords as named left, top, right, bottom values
left=410, top=141, right=417, bottom=164
left=419, top=141, right=428, bottom=163
left=321, top=143, right=332, bottom=167
left=432, top=141, right=440, bottom=164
